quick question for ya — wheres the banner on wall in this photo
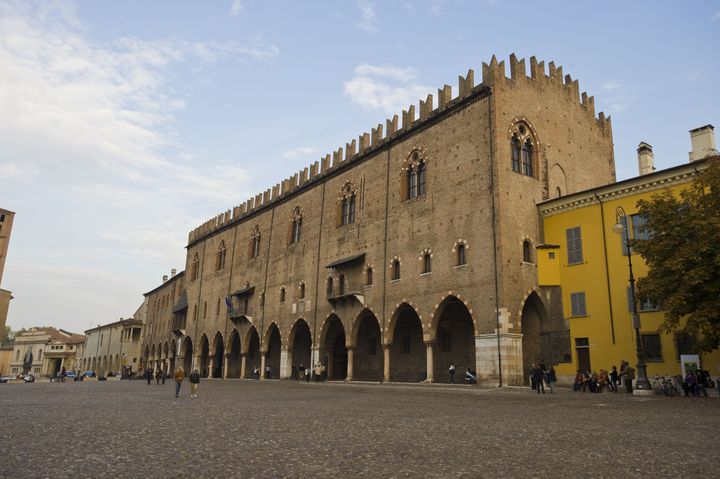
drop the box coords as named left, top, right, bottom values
left=680, top=354, right=700, bottom=377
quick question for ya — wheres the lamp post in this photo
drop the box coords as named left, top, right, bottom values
left=612, top=206, right=652, bottom=393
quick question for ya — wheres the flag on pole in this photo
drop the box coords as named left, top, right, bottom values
left=225, top=296, right=232, bottom=311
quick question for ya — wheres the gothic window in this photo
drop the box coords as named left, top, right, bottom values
left=403, top=149, right=428, bottom=200
left=338, top=181, right=358, bottom=226
left=509, top=121, right=537, bottom=178
left=326, top=277, right=334, bottom=296
left=338, top=273, right=345, bottom=295
left=523, top=240, right=533, bottom=263
left=216, top=241, right=227, bottom=271
left=250, top=225, right=261, bottom=259
left=289, top=206, right=303, bottom=244
left=280, top=287, right=286, bottom=304
left=511, top=135, right=521, bottom=172
left=299, top=283, right=305, bottom=300
left=191, top=253, right=200, bottom=281
left=366, top=267, right=373, bottom=286
left=456, top=243, right=467, bottom=266
left=391, top=259, right=401, bottom=281
left=521, top=140, right=534, bottom=176
left=203, top=301, right=207, bottom=319
left=422, top=252, right=431, bottom=274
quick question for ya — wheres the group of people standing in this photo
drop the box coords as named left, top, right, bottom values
left=574, top=361, right=634, bottom=393
left=293, top=363, right=324, bottom=381
left=529, top=362, right=557, bottom=394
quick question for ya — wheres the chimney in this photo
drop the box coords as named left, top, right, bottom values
left=689, top=124, right=716, bottom=162
left=637, top=142, right=655, bottom=176
left=171, top=268, right=176, bottom=277
left=162, top=275, right=168, bottom=283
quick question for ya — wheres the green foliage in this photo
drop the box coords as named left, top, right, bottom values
left=634, top=158, right=720, bottom=352
left=1, top=325, right=10, bottom=345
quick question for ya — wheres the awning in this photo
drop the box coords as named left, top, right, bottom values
left=172, top=291, right=188, bottom=313
left=326, top=253, right=365, bottom=269
left=231, top=285, right=255, bottom=296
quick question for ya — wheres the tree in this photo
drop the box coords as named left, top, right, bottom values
left=633, top=157, right=720, bottom=352
left=1, top=325, right=10, bottom=345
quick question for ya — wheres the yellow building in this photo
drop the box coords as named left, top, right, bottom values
left=538, top=127, right=720, bottom=384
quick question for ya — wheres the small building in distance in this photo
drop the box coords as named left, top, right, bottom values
left=8, top=327, right=85, bottom=377
left=80, top=317, right=144, bottom=377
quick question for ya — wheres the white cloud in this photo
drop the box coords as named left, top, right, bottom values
left=600, top=80, right=632, bottom=113
left=282, top=147, right=322, bottom=159
left=230, top=0, right=245, bottom=16
left=356, top=1, right=378, bottom=33
left=344, top=64, right=433, bottom=114
left=0, top=1, right=275, bottom=331
left=602, top=80, right=621, bottom=92
left=712, top=11, right=720, bottom=21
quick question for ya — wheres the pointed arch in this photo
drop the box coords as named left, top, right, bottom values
left=227, top=328, right=242, bottom=378
left=388, top=302, right=425, bottom=382
left=520, top=290, right=548, bottom=380
left=211, top=331, right=224, bottom=378
left=351, top=309, right=383, bottom=381
left=289, top=318, right=312, bottom=377
left=199, top=334, right=210, bottom=377
left=431, top=294, right=477, bottom=383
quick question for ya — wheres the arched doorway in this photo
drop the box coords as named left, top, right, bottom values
left=244, top=327, right=260, bottom=378
left=352, top=310, right=383, bottom=381
left=264, top=324, right=281, bottom=379
left=227, top=329, right=241, bottom=378
left=521, top=292, right=546, bottom=383
left=212, top=332, right=224, bottom=378
left=199, top=334, right=210, bottom=377
left=390, top=304, right=425, bottom=382
left=182, top=337, right=193, bottom=373
left=290, top=319, right=312, bottom=378
left=322, top=315, right=347, bottom=380
left=433, top=296, right=476, bottom=383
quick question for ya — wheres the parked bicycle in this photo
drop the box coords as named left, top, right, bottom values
left=651, top=375, right=680, bottom=396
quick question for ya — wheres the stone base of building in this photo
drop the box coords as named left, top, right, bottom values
left=475, top=332, right=524, bottom=386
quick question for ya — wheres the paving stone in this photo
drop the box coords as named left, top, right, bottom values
left=0, top=380, right=716, bottom=478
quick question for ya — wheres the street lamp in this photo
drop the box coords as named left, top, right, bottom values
left=612, top=206, right=652, bottom=393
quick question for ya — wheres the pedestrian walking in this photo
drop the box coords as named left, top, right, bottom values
left=609, top=366, right=619, bottom=392
left=265, top=365, right=271, bottom=379
left=305, top=366, right=310, bottom=382
left=146, top=367, right=153, bottom=385
left=161, top=369, right=166, bottom=385
left=155, top=369, right=161, bottom=385
left=298, top=363, right=305, bottom=380
left=620, top=360, right=634, bottom=393
left=449, top=363, right=456, bottom=383
left=174, top=367, right=185, bottom=397
left=546, top=365, right=557, bottom=393
left=189, top=369, right=201, bottom=398
left=61, top=366, right=66, bottom=383
left=531, top=364, right=545, bottom=394
left=253, top=365, right=259, bottom=381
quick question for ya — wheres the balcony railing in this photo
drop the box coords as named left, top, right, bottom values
left=229, top=306, right=253, bottom=319
left=327, top=282, right=364, bottom=301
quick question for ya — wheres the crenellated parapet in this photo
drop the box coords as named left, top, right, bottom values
left=187, top=53, right=611, bottom=246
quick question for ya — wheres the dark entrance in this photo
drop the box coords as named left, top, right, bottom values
left=265, top=324, right=281, bottom=379
left=433, top=296, right=476, bottom=383
left=323, top=316, right=347, bottom=380
left=212, top=332, right=224, bottom=378
left=353, top=311, right=383, bottom=381
left=182, top=338, right=193, bottom=373
left=244, top=327, right=260, bottom=378
left=291, top=319, right=312, bottom=378
left=199, top=335, right=210, bottom=377
left=390, top=305, right=425, bottom=382
left=521, top=292, right=546, bottom=383
left=576, top=337, right=591, bottom=373
left=227, top=330, right=241, bottom=378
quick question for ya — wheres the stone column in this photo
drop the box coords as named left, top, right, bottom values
left=425, top=342, right=434, bottom=383
left=346, top=348, right=354, bottom=381
left=280, top=348, right=291, bottom=379
left=383, top=344, right=391, bottom=382
left=223, top=354, right=230, bottom=379
left=260, top=352, right=267, bottom=381
left=240, top=353, right=247, bottom=379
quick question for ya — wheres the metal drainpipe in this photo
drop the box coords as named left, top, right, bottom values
left=260, top=206, right=276, bottom=366
left=312, top=182, right=327, bottom=368
left=594, top=192, right=616, bottom=344
left=487, top=90, right=503, bottom=387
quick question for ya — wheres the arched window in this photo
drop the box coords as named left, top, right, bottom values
left=326, top=277, right=334, bottom=296
left=523, top=240, right=533, bottom=263
left=366, top=267, right=373, bottom=286
left=522, top=140, right=534, bottom=177
left=250, top=225, right=261, bottom=259
left=203, top=301, right=207, bottom=319
left=191, top=253, right=200, bottom=281
left=290, top=206, right=303, bottom=244
left=338, top=273, right=345, bottom=295
left=511, top=135, right=521, bottom=172
left=422, top=253, right=431, bottom=274
left=299, top=283, right=305, bottom=300
left=417, top=162, right=426, bottom=196
left=391, top=259, right=400, bottom=280
left=339, top=181, right=358, bottom=226
left=404, top=149, right=428, bottom=200
left=457, top=243, right=467, bottom=266
left=216, top=241, right=226, bottom=271
left=279, top=287, right=286, bottom=303
left=260, top=292, right=265, bottom=308
left=509, top=121, right=537, bottom=178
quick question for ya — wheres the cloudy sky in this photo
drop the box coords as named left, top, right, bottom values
left=1, top=0, right=718, bottom=334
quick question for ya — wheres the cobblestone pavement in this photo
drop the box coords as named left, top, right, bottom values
left=1, top=379, right=717, bottom=478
